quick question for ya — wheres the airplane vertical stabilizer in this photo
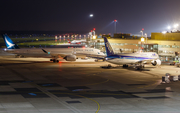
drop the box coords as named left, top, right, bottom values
left=2, top=34, right=19, bottom=49
left=103, top=37, right=114, bottom=56
left=67, top=39, right=71, bottom=44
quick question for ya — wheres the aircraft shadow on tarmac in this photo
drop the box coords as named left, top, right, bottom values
left=126, top=66, right=156, bottom=71
left=0, top=60, right=52, bottom=66
left=100, top=65, right=156, bottom=71
left=0, top=62, right=33, bottom=66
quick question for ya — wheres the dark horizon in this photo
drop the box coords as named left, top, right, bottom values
left=0, top=30, right=89, bottom=35
left=1, top=0, right=180, bottom=36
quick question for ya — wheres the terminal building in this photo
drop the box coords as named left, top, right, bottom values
left=92, top=32, right=180, bottom=62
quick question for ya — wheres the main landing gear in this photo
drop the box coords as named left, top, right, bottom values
left=95, top=58, right=106, bottom=62
left=95, top=59, right=98, bottom=62
left=122, top=64, right=145, bottom=70
left=123, top=64, right=128, bottom=68
left=50, top=59, right=59, bottom=63
left=135, top=64, right=145, bottom=70
left=15, top=55, right=25, bottom=58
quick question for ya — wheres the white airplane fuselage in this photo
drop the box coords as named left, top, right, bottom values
left=106, top=52, right=159, bottom=65
left=4, top=48, right=105, bottom=58
left=70, top=40, right=86, bottom=44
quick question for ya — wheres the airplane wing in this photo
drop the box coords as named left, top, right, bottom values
left=135, top=58, right=160, bottom=65
left=136, top=60, right=149, bottom=64
left=140, top=57, right=160, bottom=62
left=42, top=49, right=72, bottom=58
left=86, top=55, right=106, bottom=61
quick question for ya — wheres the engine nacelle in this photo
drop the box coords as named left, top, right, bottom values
left=63, top=55, right=76, bottom=61
left=151, top=59, right=161, bottom=66
left=103, top=57, right=108, bottom=61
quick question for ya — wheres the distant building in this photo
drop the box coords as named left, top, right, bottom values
left=94, top=32, right=180, bottom=62
left=151, top=32, right=180, bottom=40
left=113, top=33, right=131, bottom=39
left=102, top=34, right=111, bottom=38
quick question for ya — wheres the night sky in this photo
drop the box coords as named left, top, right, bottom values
left=1, top=0, right=180, bottom=36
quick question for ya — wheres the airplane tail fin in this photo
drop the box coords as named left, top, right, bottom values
left=67, top=39, right=71, bottom=44
left=103, top=37, right=114, bottom=56
left=2, top=34, right=19, bottom=49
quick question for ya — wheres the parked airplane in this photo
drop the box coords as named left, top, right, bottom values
left=103, top=37, right=161, bottom=69
left=68, top=39, right=86, bottom=44
left=2, top=34, right=105, bottom=62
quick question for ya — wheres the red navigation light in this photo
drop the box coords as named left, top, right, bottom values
left=114, top=20, right=117, bottom=22
left=93, top=28, right=96, bottom=30
left=142, top=28, right=144, bottom=31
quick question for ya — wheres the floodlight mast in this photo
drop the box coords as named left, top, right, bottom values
left=114, top=20, right=117, bottom=33
left=144, top=33, right=147, bottom=44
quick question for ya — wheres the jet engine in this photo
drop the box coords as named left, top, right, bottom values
left=63, top=55, right=76, bottom=61
left=151, top=59, right=161, bottom=66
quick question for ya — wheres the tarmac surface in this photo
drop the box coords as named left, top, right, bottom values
left=0, top=51, right=180, bottom=113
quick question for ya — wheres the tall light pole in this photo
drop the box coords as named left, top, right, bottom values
left=140, top=30, right=143, bottom=37
left=144, top=33, right=147, bottom=43
left=93, top=28, right=96, bottom=36
left=140, top=37, right=145, bottom=50
left=114, top=20, right=117, bottom=33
